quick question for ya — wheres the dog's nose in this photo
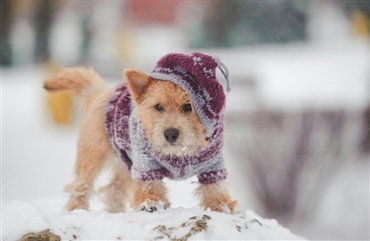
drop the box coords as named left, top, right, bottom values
left=164, top=128, right=179, bottom=143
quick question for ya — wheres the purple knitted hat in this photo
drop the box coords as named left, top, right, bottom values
left=148, top=52, right=231, bottom=137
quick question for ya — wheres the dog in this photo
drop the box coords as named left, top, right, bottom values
left=44, top=52, right=238, bottom=214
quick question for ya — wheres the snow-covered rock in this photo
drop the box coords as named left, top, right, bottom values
left=2, top=201, right=305, bottom=241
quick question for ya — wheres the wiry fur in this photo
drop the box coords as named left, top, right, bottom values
left=44, top=67, right=237, bottom=213
left=44, top=67, right=106, bottom=110
left=131, top=181, right=170, bottom=211
left=98, top=158, right=133, bottom=213
left=195, top=181, right=238, bottom=213
left=130, top=72, right=208, bottom=156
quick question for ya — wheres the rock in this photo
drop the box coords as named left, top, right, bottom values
left=20, top=230, right=60, bottom=241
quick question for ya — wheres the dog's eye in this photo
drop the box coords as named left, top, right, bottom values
left=154, top=104, right=164, bottom=112
left=182, top=103, right=192, bottom=113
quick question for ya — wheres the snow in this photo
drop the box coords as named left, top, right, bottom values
left=1, top=66, right=78, bottom=201
left=296, top=161, right=370, bottom=240
left=2, top=200, right=304, bottom=241
left=216, top=39, right=368, bottom=112
left=2, top=201, right=49, bottom=240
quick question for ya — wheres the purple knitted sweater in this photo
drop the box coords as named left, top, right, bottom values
left=105, top=53, right=230, bottom=184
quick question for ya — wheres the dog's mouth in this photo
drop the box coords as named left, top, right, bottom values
left=156, top=144, right=200, bottom=156
left=170, top=144, right=192, bottom=151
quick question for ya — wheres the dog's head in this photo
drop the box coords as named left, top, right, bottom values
left=124, top=69, right=208, bottom=156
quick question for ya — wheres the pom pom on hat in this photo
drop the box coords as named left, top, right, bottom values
left=148, top=52, right=231, bottom=137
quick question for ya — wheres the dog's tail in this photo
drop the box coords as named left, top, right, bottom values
left=44, top=67, right=107, bottom=102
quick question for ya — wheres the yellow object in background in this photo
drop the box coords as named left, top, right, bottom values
left=46, top=92, right=73, bottom=124
left=352, top=9, right=369, bottom=36
left=45, top=61, right=74, bottom=125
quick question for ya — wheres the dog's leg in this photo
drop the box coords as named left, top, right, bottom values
left=99, top=160, right=132, bottom=213
left=131, top=181, right=170, bottom=212
left=65, top=134, right=111, bottom=211
left=195, top=181, right=238, bottom=214
left=65, top=90, right=113, bottom=211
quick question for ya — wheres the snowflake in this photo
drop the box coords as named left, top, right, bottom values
left=193, top=56, right=202, bottom=66
left=203, top=67, right=214, bottom=79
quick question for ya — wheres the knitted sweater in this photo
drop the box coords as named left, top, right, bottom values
left=105, top=84, right=227, bottom=184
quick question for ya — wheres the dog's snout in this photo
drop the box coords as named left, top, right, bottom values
left=164, top=128, right=179, bottom=143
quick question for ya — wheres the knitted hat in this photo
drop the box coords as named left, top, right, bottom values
left=148, top=52, right=231, bottom=138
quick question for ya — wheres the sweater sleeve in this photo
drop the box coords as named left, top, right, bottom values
left=131, top=167, right=166, bottom=182
left=198, top=169, right=228, bottom=184
left=129, top=113, right=166, bottom=182
left=197, top=155, right=228, bottom=184
left=130, top=152, right=165, bottom=182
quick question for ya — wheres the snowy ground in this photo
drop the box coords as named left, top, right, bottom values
left=3, top=200, right=304, bottom=241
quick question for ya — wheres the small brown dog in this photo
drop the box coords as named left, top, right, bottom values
left=44, top=53, right=237, bottom=213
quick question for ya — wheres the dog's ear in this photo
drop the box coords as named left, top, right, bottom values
left=124, top=69, right=153, bottom=103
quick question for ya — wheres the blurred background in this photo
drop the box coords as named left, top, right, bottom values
left=1, top=0, right=369, bottom=240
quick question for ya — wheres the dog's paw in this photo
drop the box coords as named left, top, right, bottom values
left=207, top=200, right=239, bottom=214
left=220, top=200, right=239, bottom=214
left=138, top=199, right=168, bottom=213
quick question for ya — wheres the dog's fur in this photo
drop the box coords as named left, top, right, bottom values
left=44, top=67, right=237, bottom=213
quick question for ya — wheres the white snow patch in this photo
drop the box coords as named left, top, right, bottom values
left=2, top=201, right=48, bottom=241
left=2, top=201, right=305, bottom=240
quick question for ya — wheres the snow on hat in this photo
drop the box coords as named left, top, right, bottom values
left=148, top=52, right=231, bottom=138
